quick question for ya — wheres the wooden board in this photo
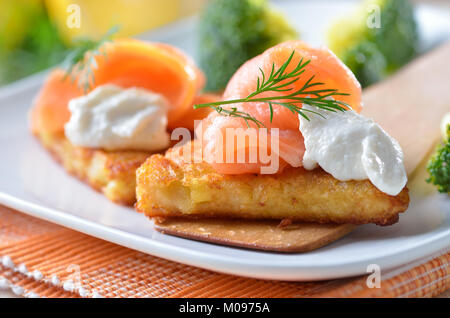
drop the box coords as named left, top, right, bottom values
left=156, top=42, right=450, bottom=253
left=155, top=218, right=356, bottom=253
left=362, top=41, right=450, bottom=175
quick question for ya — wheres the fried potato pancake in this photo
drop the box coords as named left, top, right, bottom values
left=136, top=153, right=410, bottom=226
left=35, top=131, right=150, bottom=205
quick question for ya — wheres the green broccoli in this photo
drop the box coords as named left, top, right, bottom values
left=426, top=124, right=450, bottom=194
left=340, top=41, right=388, bottom=87
left=328, top=0, right=418, bottom=87
left=198, top=0, right=298, bottom=92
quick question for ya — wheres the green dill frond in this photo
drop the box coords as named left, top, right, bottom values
left=194, top=50, right=349, bottom=127
left=62, top=25, right=120, bottom=93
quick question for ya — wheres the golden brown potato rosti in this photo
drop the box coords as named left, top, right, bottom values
left=35, top=130, right=150, bottom=205
left=136, top=152, right=410, bottom=226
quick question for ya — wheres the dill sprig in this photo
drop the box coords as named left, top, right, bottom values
left=62, top=25, right=120, bottom=93
left=194, top=50, right=351, bottom=127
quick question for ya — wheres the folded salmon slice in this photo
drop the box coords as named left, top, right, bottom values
left=30, top=39, right=206, bottom=135
left=198, top=40, right=362, bottom=174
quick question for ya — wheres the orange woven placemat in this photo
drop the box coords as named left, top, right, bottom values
left=0, top=205, right=448, bottom=298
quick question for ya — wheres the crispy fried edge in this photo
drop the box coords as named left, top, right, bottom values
left=34, top=130, right=151, bottom=205
left=136, top=154, right=410, bottom=226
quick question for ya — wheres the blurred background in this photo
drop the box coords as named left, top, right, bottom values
left=0, top=0, right=449, bottom=90
left=0, top=0, right=206, bottom=85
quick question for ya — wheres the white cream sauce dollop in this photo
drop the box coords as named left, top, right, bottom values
left=299, top=104, right=407, bottom=196
left=65, top=84, right=170, bottom=151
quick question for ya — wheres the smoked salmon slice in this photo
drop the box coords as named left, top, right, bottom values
left=30, top=39, right=206, bottom=135
left=199, top=40, right=362, bottom=175
left=30, top=69, right=83, bottom=134
left=169, top=93, right=221, bottom=131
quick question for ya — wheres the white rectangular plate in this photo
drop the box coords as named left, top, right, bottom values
left=0, top=1, right=449, bottom=281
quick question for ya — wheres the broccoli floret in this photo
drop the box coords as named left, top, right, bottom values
left=328, top=0, right=418, bottom=87
left=198, top=0, right=297, bottom=92
left=340, top=41, right=387, bottom=87
left=371, top=0, right=418, bottom=71
left=426, top=124, right=450, bottom=194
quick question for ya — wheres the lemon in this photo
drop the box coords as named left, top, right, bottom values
left=45, top=0, right=182, bottom=45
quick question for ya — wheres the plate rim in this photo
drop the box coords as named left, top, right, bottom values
left=1, top=190, right=449, bottom=281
